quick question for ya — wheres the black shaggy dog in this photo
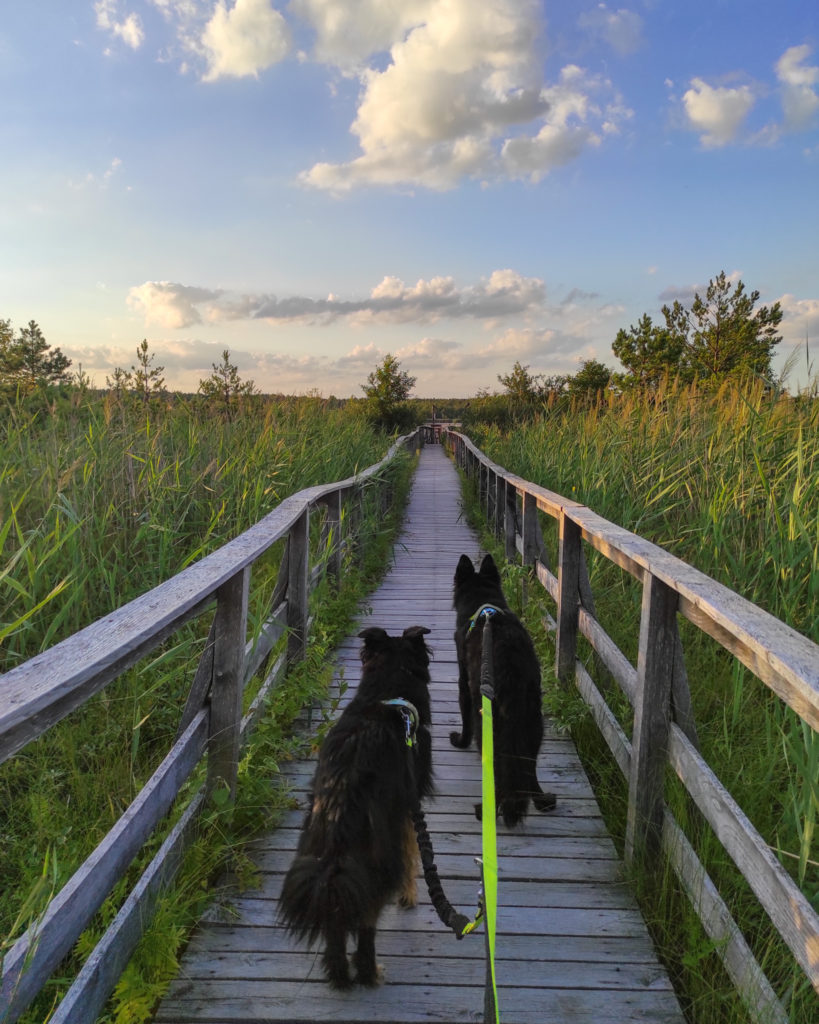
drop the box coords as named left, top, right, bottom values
left=279, top=625, right=433, bottom=990
left=450, top=553, right=556, bottom=827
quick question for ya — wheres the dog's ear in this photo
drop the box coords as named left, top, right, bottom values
left=454, top=554, right=475, bottom=584
left=479, top=553, right=502, bottom=584
left=402, top=625, right=431, bottom=641
left=358, top=627, right=389, bottom=647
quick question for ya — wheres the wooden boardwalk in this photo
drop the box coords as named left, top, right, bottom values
left=154, top=443, right=685, bottom=1024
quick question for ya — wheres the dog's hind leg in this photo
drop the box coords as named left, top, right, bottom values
left=449, top=673, right=474, bottom=749
left=398, top=818, right=419, bottom=908
left=533, top=783, right=557, bottom=812
left=353, top=925, right=383, bottom=987
left=323, top=920, right=353, bottom=990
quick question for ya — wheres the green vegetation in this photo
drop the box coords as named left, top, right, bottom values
left=465, top=377, right=818, bottom=1023
left=613, top=271, right=783, bottom=387
left=0, top=387, right=415, bottom=1022
left=361, top=352, right=418, bottom=431
left=0, top=319, right=72, bottom=398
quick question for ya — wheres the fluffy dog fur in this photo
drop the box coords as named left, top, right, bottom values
left=450, top=553, right=555, bottom=827
left=279, top=625, right=433, bottom=989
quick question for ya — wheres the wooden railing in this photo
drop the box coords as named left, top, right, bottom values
left=0, top=428, right=423, bottom=1024
left=444, top=429, right=819, bottom=1023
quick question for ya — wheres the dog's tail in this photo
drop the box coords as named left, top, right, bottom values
left=278, top=853, right=370, bottom=944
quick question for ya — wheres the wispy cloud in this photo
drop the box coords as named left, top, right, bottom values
left=95, top=1, right=145, bottom=51
left=127, top=270, right=548, bottom=329
left=578, top=4, right=645, bottom=57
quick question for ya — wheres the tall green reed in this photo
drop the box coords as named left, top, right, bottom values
left=469, top=379, right=819, bottom=1020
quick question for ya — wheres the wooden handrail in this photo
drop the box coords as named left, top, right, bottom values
left=0, top=428, right=422, bottom=1024
left=443, top=428, right=818, bottom=1021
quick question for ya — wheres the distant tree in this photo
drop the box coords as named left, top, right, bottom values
left=498, top=361, right=541, bottom=403
left=612, top=313, right=686, bottom=387
left=0, top=319, right=72, bottom=395
left=198, top=349, right=256, bottom=421
left=567, top=359, right=612, bottom=402
left=361, top=354, right=417, bottom=430
left=614, top=272, right=784, bottom=387
left=106, top=366, right=133, bottom=398
left=666, top=271, right=783, bottom=381
left=130, top=339, right=165, bottom=404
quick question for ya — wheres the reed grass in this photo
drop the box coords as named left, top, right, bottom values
left=0, top=391, right=412, bottom=1022
left=465, top=378, right=819, bottom=1023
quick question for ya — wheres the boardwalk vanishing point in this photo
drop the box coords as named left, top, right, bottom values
left=154, top=442, right=686, bottom=1024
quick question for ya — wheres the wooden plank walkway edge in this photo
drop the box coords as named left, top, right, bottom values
left=154, top=443, right=685, bottom=1024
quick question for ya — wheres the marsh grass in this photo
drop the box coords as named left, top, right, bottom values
left=1, top=392, right=414, bottom=1022
left=462, top=379, right=819, bottom=1022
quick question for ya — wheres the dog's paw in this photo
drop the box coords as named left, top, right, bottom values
left=328, top=970, right=354, bottom=991
left=398, top=888, right=418, bottom=909
left=534, top=791, right=557, bottom=812
left=356, top=963, right=385, bottom=988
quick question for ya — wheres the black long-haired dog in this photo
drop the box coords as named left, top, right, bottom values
left=450, top=553, right=555, bottom=827
left=279, top=625, right=433, bottom=989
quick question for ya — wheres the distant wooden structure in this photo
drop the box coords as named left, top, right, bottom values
left=2, top=427, right=818, bottom=1023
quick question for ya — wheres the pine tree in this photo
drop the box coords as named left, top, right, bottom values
left=198, top=349, right=256, bottom=421
left=130, top=339, right=165, bottom=405
left=0, top=319, right=72, bottom=394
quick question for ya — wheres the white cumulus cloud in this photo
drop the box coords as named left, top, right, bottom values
left=682, top=77, right=755, bottom=147
left=127, top=281, right=223, bottom=328
left=300, top=0, right=628, bottom=190
left=776, top=44, right=819, bottom=132
left=201, top=0, right=291, bottom=81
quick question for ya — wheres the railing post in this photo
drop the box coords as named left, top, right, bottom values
left=478, top=462, right=487, bottom=513
left=504, top=483, right=517, bottom=561
left=287, top=508, right=310, bottom=665
left=207, top=566, right=250, bottom=802
left=555, top=511, right=582, bottom=686
left=495, top=474, right=506, bottom=541
left=522, top=492, right=540, bottom=567
left=625, top=572, right=677, bottom=871
left=321, top=489, right=342, bottom=583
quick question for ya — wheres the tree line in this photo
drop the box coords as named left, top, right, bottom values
left=0, top=269, right=789, bottom=426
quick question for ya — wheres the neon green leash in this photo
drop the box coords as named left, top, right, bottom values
left=477, top=607, right=500, bottom=1024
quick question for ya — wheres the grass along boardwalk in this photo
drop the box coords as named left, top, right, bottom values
left=153, top=443, right=685, bottom=1024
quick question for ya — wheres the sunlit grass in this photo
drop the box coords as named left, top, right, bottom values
left=0, top=390, right=413, bottom=1021
left=466, top=379, right=819, bottom=1023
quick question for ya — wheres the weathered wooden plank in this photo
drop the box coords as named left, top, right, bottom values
left=154, top=979, right=684, bottom=1024
left=556, top=511, right=582, bottom=686
left=168, top=950, right=674, bottom=991
left=181, top=925, right=662, bottom=964
left=668, top=723, right=819, bottom=991
left=207, top=567, right=250, bottom=802
left=49, top=789, right=207, bottom=1024
left=0, top=710, right=208, bottom=1022
left=625, top=574, right=676, bottom=870
left=661, top=813, right=788, bottom=1024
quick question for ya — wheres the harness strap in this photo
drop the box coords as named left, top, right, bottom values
left=381, top=697, right=420, bottom=748
left=466, top=603, right=505, bottom=638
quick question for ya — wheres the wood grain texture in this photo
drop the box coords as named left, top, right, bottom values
left=154, top=443, right=684, bottom=1024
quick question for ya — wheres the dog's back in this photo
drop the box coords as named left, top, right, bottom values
left=279, top=625, right=432, bottom=987
left=451, top=553, right=554, bottom=826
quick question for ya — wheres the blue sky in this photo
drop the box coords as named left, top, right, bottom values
left=1, top=1, right=817, bottom=397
